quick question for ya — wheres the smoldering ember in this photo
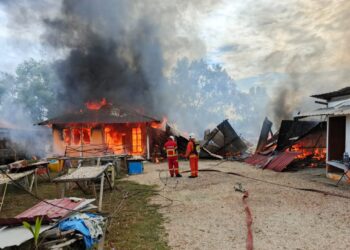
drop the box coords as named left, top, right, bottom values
left=1, top=1, right=350, bottom=250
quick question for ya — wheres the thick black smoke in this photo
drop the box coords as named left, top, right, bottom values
left=41, top=0, right=164, bottom=113
left=1, top=0, right=213, bottom=116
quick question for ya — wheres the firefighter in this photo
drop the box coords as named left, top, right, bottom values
left=185, top=133, right=199, bottom=178
left=164, top=136, right=182, bottom=177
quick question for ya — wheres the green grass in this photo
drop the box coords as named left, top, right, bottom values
left=0, top=175, right=169, bottom=250
left=104, top=181, right=169, bottom=250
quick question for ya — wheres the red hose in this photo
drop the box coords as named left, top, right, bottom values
left=242, top=191, right=253, bottom=250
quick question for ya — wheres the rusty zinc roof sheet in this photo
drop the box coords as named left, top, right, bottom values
left=244, top=154, right=269, bottom=166
left=15, top=198, right=94, bottom=219
left=245, top=151, right=301, bottom=172
left=265, top=152, right=301, bottom=172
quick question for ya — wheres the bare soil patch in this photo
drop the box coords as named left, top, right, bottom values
left=128, top=160, right=350, bottom=250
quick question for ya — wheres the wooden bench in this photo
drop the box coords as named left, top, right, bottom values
left=53, top=163, right=114, bottom=211
left=0, top=170, right=36, bottom=211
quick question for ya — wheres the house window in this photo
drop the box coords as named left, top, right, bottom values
left=72, top=128, right=81, bottom=145
left=132, top=127, right=142, bottom=154
left=63, top=128, right=91, bottom=146
left=82, top=128, right=91, bottom=144
left=63, top=129, right=71, bottom=145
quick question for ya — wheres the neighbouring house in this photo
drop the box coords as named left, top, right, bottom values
left=38, top=100, right=163, bottom=158
left=295, top=87, right=350, bottom=181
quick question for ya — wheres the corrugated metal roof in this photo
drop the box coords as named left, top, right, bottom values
left=276, top=120, right=321, bottom=151
left=38, top=106, right=160, bottom=125
left=294, top=106, right=350, bottom=118
left=266, top=152, right=300, bottom=172
left=0, top=225, right=52, bottom=248
left=15, top=198, right=94, bottom=219
left=245, top=152, right=301, bottom=172
left=311, top=87, right=350, bottom=100
left=244, top=154, right=269, bottom=166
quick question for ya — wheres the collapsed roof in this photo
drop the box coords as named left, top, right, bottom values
left=200, top=119, right=247, bottom=159
left=276, top=120, right=321, bottom=151
left=245, top=119, right=326, bottom=171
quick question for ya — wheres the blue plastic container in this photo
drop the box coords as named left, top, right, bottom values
left=127, top=161, right=143, bottom=175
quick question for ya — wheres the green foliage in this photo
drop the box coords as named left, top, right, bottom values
left=0, top=72, right=15, bottom=102
left=0, top=58, right=59, bottom=122
left=168, top=58, right=268, bottom=138
left=22, top=216, right=43, bottom=249
left=14, top=59, right=59, bottom=122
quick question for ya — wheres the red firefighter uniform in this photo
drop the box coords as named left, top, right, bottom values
left=164, top=139, right=180, bottom=177
left=185, top=139, right=199, bottom=177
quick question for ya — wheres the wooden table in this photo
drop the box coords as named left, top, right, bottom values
left=0, top=170, right=36, bottom=211
left=47, top=154, right=127, bottom=176
left=53, top=164, right=114, bottom=211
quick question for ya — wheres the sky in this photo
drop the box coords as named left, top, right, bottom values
left=0, top=0, right=350, bottom=101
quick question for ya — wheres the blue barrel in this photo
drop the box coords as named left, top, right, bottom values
left=127, top=160, right=143, bottom=175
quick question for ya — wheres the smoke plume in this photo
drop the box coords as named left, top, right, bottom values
left=1, top=0, right=216, bottom=116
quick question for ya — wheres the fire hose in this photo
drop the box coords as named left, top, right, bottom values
left=235, top=183, right=253, bottom=250
left=242, top=191, right=253, bottom=250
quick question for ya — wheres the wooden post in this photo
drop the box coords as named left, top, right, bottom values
left=0, top=183, right=8, bottom=212
left=98, top=173, right=105, bottom=212
left=29, top=173, right=35, bottom=192
left=110, top=164, right=115, bottom=187
left=146, top=129, right=150, bottom=160
left=91, top=183, right=97, bottom=198
left=35, top=171, right=38, bottom=195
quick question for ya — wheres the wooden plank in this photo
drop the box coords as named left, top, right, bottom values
left=104, top=171, right=113, bottom=190
left=98, top=173, right=105, bottom=212
left=0, top=170, right=35, bottom=185
left=29, top=173, right=35, bottom=192
left=0, top=183, right=8, bottom=212
left=48, top=154, right=127, bottom=161
left=53, top=166, right=108, bottom=183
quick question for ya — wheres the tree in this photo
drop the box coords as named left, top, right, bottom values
left=0, top=72, right=15, bottom=109
left=1, top=59, right=59, bottom=122
left=167, top=58, right=268, bottom=140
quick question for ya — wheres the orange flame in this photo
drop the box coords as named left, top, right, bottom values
left=151, top=117, right=167, bottom=129
left=289, top=143, right=326, bottom=161
left=86, top=98, right=108, bottom=110
left=104, top=125, right=125, bottom=154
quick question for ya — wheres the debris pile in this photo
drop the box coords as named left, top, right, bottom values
left=0, top=197, right=106, bottom=249
left=245, top=118, right=326, bottom=171
left=200, top=119, right=248, bottom=160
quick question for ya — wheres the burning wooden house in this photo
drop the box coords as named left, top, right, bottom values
left=245, top=118, right=326, bottom=171
left=295, top=87, right=350, bottom=181
left=38, top=100, right=164, bottom=158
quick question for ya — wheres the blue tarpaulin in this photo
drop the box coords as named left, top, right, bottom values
left=59, top=213, right=104, bottom=249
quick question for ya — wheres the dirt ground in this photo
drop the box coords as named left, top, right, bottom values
left=127, top=160, right=350, bottom=250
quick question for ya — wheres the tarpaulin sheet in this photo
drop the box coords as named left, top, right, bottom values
left=59, top=213, right=105, bottom=249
